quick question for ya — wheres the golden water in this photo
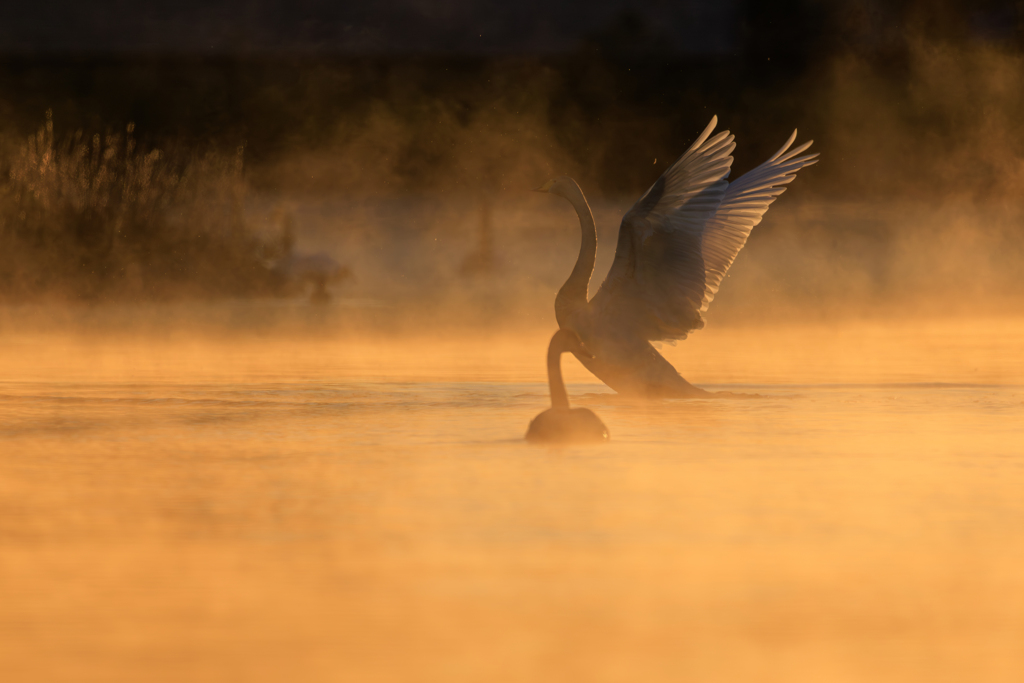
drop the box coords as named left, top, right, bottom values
left=2, top=315, right=1023, bottom=682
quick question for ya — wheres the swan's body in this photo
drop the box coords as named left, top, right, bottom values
left=537, top=117, right=818, bottom=398
left=526, top=329, right=609, bottom=444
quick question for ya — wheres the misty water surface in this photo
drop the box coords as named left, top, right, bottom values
left=1, top=314, right=1023, bottom=682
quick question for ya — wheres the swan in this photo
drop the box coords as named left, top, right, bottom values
left=526, top=329, right=609, bottom=444
left=536, top=116, right=818, bottom=398
left=272, top=252, right=351, bottom=303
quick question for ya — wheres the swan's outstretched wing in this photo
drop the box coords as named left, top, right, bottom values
left=697, top=130, right=818, bottom=313
left=589, top=116, right=735, bottom=341
left=590, top=119, right=817, bottom=342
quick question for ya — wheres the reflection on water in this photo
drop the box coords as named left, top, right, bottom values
left=1, top=317, right=1024, bottom=682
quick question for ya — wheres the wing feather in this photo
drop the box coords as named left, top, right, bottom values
left=697, top=133, right=818, bottom=313
left=590, top=117, right=735, bottom=341
left=589, top=119, right=818, bottom=342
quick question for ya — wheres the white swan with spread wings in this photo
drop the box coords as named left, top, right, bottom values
left=536, top=116, right=818, bottom=398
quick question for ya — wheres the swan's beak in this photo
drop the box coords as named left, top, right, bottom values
left=533, top=179, right=555, bottom=193
left=576, top=343, right=595, bottom=360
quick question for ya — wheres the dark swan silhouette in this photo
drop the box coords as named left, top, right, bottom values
left=536, top=116, right=818, bottom=398
left=526, top=329, right=609, bottom=444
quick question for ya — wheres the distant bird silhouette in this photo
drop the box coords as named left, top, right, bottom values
left=536, top=116, right=817, bottom=398
left=273, top=252, right=351, bottom=304
left=526, top=329, right=609, bottom=444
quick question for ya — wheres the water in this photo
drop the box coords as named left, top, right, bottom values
left=2, top=316, right=1024, bottom=682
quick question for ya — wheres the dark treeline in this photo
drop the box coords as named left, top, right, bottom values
left=0, top=0, right=1021, bottom=196
left=1, top=0, right=1023, bottom=301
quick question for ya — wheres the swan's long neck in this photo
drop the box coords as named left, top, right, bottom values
left=546, top=337, right=570, bottom=410
left=555, top=182, right=597, bottom=324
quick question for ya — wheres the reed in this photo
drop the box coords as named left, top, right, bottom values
left=0, top=111, right=277, bottom=301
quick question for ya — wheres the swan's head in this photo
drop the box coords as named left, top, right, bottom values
left=534, top=176, right=583, bottom=202
left=553, top=328, right=595, bottom=360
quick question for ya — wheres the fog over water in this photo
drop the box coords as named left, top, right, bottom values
left=3, top=315, right=1024, bottom=682
left=3, top=3, right=1024, bottom=681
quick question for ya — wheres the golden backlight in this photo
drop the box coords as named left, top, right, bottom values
left=1, top=311, right=1022, bottom=682
left=3, top=32, right=1024, bottom=682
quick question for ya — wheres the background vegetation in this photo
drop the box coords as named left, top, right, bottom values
left=1, top=0, right=1023, bottom=302
left=0, top=111, right=277, bottom=301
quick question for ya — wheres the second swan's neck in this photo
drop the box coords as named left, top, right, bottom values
left=555, top=181, right=597, bottom=325
left=547, top=338, right=570, bottom=410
